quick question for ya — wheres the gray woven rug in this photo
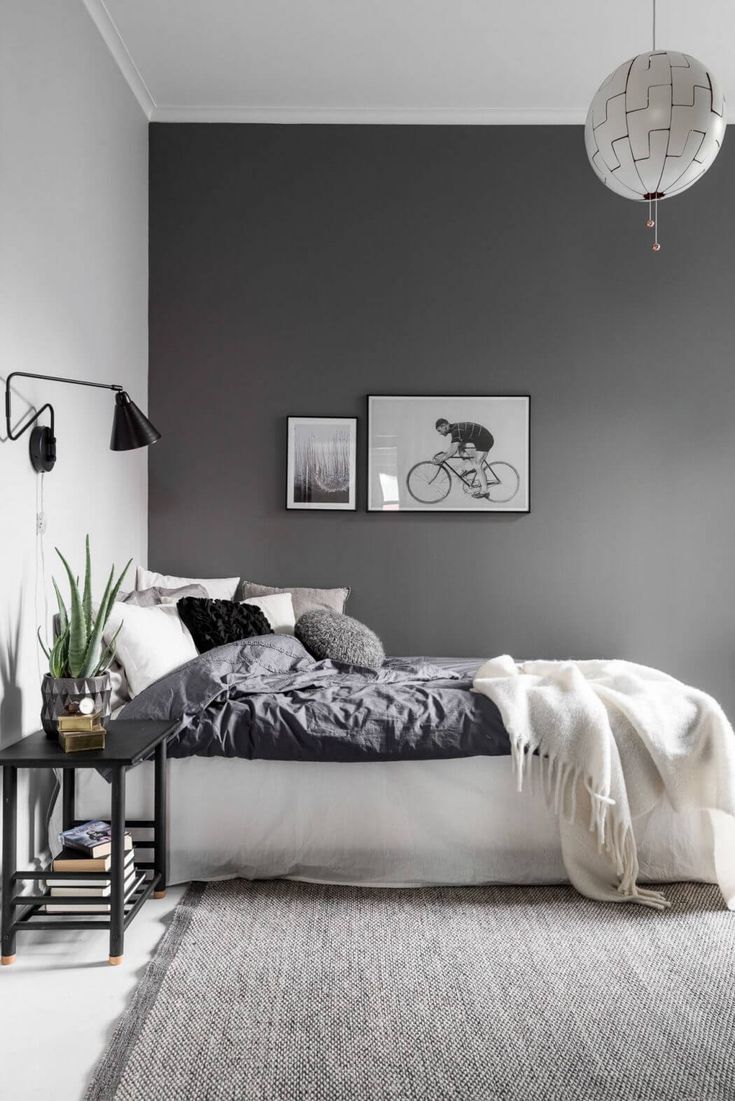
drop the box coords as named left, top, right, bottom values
left=86, top=880, right=735, bottom=1101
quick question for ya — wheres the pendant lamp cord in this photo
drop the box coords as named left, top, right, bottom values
left=647, top=0, right=661, bottom=250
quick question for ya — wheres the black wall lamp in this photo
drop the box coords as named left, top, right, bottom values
left=4, top=372, right=161, bottom=472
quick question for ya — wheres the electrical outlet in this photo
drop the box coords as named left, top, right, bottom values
left=36, top=512, right=47, bottom=534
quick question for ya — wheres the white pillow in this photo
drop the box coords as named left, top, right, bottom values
left=103, top=602, right=198, bottom=698
left=108, top=659, right=131, bottom=710
left=135, top=566, right=239, bottom=602
left=242, top=592, right=295, bottom=635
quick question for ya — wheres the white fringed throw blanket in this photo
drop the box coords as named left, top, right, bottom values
left=473, top=656, right=735, bottom=910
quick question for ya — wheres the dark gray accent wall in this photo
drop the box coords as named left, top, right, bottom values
left=150, top=124, right=735, bottom=715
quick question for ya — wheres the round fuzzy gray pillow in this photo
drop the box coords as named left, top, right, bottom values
left=295, top=610, right=384, bottom=670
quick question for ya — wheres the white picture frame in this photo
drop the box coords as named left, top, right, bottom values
left=286, top=416, right=357, bottom=511
left=367, top=395, right=530, bottom=513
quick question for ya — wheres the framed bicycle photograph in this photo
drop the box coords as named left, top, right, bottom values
left=367, top=395, right=530, bottom=513
left=287, top=416, right=358, bottom=510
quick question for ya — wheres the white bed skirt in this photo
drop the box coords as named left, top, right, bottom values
left=74, top=756, right=716, bottom=888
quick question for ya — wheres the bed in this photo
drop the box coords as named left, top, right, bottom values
left=74, top=640, right=720, bottom=891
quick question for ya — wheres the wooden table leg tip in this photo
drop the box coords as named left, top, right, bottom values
left=108, top=955, right=124, bottom=966
left=1, top=955, right=16, bottom=966
left=153, top=889, right=167, bottom=899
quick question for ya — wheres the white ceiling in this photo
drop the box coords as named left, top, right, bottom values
left=84, top=0, right=734, bottom=123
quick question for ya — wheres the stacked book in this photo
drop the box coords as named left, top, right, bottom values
left=46, top=820, right=139, bottom=913
left=57, top=713, right=106, bottom=753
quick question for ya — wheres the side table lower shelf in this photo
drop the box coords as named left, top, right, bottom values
left=9, top=869, right=158, bottom=933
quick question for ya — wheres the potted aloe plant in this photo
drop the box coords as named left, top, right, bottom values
left=38, top=536, right=131, bottom=734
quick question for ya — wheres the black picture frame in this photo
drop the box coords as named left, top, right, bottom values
left=286, top=415, right=358, bottom=511
left=367, top=395, right=531, bottom=514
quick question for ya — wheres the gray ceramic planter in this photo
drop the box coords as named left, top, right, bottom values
left=40, top=673, right=112, bottom=735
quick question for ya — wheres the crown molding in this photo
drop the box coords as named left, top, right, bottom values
left=82, top=0, right=156, bottom=119
left=150, top=105, right=586, bottom=125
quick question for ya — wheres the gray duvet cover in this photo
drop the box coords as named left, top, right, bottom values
left=119, top=635, right=510, bottom=762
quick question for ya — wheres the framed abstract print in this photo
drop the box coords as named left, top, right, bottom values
left=287, top=416, right=357, bottom=510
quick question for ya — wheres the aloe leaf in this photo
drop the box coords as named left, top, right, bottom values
left=93, top=647, right=112, bottom=678
left=52, top=578, right=69, bottom=636
left=50, top=628, right=69, bottom=679
left=50, top=641, right=60, bottom=679
left=94, top=621, right=123, bottom=676
left=103, top=559, right=131, bottom=626
left=59, top=631, right=70, bottom=678
left=93, top=558, right=132, bottom=641
left=37, top=626, right=51, bottom=663
left=79, top=565, right=114, bottom=677
left=49, top=630, right=61, bottom=677
left=80, top=554, right=129, bottom=678
left=55, top=548, right=88, bottom=677
left=82, top=534, right=92, bottom=636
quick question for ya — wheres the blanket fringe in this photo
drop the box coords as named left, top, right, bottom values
left=510, top=736, right=670, bottom=910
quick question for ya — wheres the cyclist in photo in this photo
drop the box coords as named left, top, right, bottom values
left=433, top=418, right=494, bottom=498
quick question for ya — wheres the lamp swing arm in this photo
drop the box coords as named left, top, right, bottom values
left=5, top=372, right=123, bottom=442
left=4, top=371, right=159, bottom=473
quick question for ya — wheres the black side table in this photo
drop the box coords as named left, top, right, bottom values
left=1, top=719, right=176, bottom=966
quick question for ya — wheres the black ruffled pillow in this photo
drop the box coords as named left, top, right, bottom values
left=177, top=597, right=272, bottom=654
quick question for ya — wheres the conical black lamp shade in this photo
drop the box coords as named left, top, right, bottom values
left=110, top=391, right=161, bottom=451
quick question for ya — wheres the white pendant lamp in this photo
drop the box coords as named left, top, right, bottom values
left=585, top=0, right=726, bottom=250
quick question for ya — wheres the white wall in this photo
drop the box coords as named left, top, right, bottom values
left=0, top=1, right=149, bottom=862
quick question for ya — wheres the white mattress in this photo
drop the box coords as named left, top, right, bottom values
left=74, top=755, right=716, bottom=888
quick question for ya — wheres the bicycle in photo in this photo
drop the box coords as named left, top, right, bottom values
left=406, top=452, right=520, bottom=505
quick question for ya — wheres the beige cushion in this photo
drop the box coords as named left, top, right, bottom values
left=237, top=581, right=349, bottom=620
left=241, top=592, right=296, bottom=634
left=135, top=566, right=239, bottom=601
left=121, top=583, right=208, bottom=607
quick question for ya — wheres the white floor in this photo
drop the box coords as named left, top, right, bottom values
left=0, top=885, right=186, bottom=1101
